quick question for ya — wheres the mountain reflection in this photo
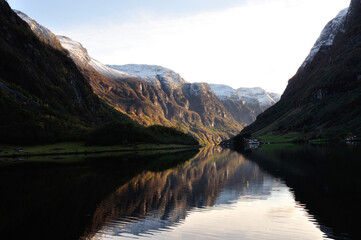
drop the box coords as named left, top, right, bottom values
left=243, top=143, right=361, bottom=240
left=82, top=147, right=274, bottom=239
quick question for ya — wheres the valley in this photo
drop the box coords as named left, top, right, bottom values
left=14, top=9, right=280, bottom=145
left=1, top=0, right=361, bottom=239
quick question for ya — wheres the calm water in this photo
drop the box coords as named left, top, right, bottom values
left=0, top=144, right=360, bottom=239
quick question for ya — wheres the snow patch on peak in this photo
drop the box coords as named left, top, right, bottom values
left=108, top=64, right=187, bottom=86
left=57, top=36, right=130, bottom=79
left=16, top=10, right=130, bottom=80
left=237, top=87, right=277, bottom=108
left=57, top=36, right=90, bottom=64
left=15, top=10, right=63, bottom=51
left=301, top=8, right=349, bottom=69
left=209, top=84, right=242, bottom=101
left=209, top=84, right=281, bottom=110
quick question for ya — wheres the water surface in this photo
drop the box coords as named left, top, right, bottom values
left=1, top=144, right=360, bottom=239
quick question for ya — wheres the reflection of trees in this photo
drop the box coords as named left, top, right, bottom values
left=83, top=147, right=272, bottom=239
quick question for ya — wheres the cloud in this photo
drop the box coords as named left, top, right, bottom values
left=58, top=0, right=350, bottom=93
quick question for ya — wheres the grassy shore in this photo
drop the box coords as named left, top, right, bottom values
left=258, top=133, right=302, bottom=143
left=0, top=142, right=200, bottom=158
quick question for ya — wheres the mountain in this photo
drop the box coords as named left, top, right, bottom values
left=57, top=36, right=131, bottom=80
left=107, top=64, right=244, bottom=144
left=15, top=10, right=280, bottom=145
left=299, top=8, right=349, bottom=70
left=0, top=1, right=197, bottom=146
left=0, top=0, right=129, bottom=144
left=62, top=37, right=244, bottom=144
left=239, top=0, right=361, bottom=139
left=13, top=10, right=64, bottom=52
left=237, top=87, right=280, bottom=110
left=108, top=64, right=186, bottom=85
left=13, top=11, right=242, bottom=145
left=209, top=84, right=280, bottom=125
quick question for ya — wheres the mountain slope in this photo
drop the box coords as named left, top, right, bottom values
left=58, top=35, right=242, bottom=144
left=1, top=2, right=197, bottom=146
left=14, top=11, right=244, bottom=145
left=239, top=0, right=361, bottom=139
left=0, top=0, right=130, bottom=144
left=106, top=65, right=244, bottom=144
left=209, top=84, right=280, bottom=125
left=15, top=10, right=280, bottom=145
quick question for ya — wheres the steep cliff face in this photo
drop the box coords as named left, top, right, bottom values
left=240, top=0, right=361, bottom=138
left=0, top=1, right=125, bottom=144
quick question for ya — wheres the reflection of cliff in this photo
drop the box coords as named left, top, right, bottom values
left=82, top=147, right=273, bottom=239
left=244, top=144, right=361, bottom=240
left=0, top=149, right=198, bottom=240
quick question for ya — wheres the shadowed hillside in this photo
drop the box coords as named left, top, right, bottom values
left=238, top=0, right=361, bottom=140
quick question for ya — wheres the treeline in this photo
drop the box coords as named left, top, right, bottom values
left=86, top=121, right=199, bottom=146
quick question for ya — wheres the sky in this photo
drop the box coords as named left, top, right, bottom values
left=7, top=0, right=351, bottom=94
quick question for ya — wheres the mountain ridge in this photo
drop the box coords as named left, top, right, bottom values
left=238, top=0, right=361, bottom=140
left=0, top=1, right=197, bottom=146
left=0, top=0, right=130, bottom=144
left=15, top=9, right=280, bottom=144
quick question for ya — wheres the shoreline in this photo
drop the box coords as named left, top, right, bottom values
left=0, top=144, right=201, bottom=159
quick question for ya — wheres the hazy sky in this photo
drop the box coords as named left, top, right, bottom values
left=8, top=0, right=350, bottom=93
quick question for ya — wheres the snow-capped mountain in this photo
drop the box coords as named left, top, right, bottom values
left=15, top=11, right=130, bottom=80
left=210, top=85, right=280, bottom=111
left=108, top=64, right=187, bottom=87
left=208, top=84, right=243, bottom=102
left=300, top=8, right=348, bottom=70
left=209, top=84, right=281, bottom=125
left=241, top=0, right=361, bottom=138
left=237, top=87, right=280, bottom=110
left=15, top=9, right=279, bottom=144
left=14, top=10, right=63, bottom=51
left=57, top=36, right=131, bottom=80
